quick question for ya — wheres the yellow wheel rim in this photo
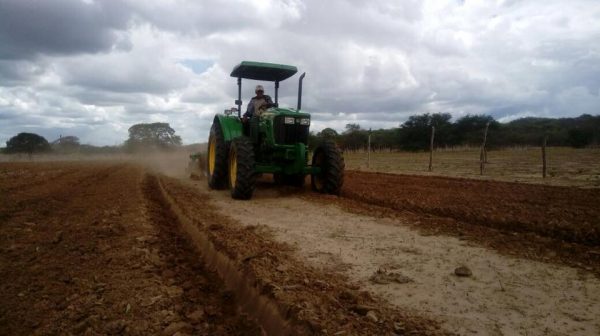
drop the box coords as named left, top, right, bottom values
left=229, top=147, right=237, bottom=187
left=208, top=136, right=216, bottom=175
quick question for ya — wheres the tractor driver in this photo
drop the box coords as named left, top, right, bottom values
left=243, top=85, right=274, bottom=122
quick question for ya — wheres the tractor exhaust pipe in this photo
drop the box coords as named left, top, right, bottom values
left=236, top=77, right=242, bottom=118
left=297, top=72, right=306, bottom=111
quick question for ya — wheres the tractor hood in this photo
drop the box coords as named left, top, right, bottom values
left=261, top=107, right=310, bottom=123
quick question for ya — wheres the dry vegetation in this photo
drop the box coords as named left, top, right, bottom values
left=344, top=146, right=600, bottom=188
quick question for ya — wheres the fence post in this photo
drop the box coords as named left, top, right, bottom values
left=429, top=126, right=435, bottom=172
left=367, top=128, right=371, bottom=168
left=480, top=121, right=490, bottom=175
left=542, top=135, right=547, bottom=178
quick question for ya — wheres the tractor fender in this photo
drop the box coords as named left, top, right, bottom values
left=214, top=114, right=243, bottom=142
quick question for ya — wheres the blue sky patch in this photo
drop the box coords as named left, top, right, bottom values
left=179, top=59, right=213, bottom=74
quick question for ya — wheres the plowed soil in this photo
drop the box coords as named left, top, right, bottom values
left=206, top=180, right=600, bottom=335
left=0, top=162, right=443, bottom=336
left=0, top=162, right=261, bottom=335
left=309, top=171, right=600, bottom=274
left=2, top=160, right=599, bottom=335
left=341, top=171, right=600, bottom=246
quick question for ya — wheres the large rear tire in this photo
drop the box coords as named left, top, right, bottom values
left=229, top=137, right=256, bottom=200
left=207, top=121, right=228, bottom=189
left=311, top=140, right=344, bottom=195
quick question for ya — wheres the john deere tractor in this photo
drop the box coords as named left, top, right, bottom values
left=206, top=61, right=344, bottom=199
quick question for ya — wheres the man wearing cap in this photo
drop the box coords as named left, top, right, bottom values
left=243, top=85, right=275, bottom=121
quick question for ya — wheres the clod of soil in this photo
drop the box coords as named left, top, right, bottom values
left=454, top=266, right=472, bottom=277
left=369, top=268, right=413, bottom=284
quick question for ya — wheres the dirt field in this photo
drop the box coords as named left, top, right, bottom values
left=333, top=171, right=600, bottom=270
left=0, top=163, right=261, bottom=335
left=0, top=162, right=440, bottom=335
left=1, top=160, right=599, bottom=335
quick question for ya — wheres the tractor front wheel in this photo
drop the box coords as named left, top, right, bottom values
left=228, top=137, right=256, bottom=200
left=311, top=141, right=344, bottom=195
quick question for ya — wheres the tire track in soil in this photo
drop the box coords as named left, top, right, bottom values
left=198, top=176, right=600, bottom=335
left=141, top=174, right=263, bottom=336
left=157, top=174, right=446, bottom=336
left=303, top=171, right=600, bottom=274
left=211, top=188, right=600, bottom=335
left=146, top=174, right=298, bottom=335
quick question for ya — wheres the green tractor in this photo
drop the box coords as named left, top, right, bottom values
left=206, top=61, right=344, bottom=199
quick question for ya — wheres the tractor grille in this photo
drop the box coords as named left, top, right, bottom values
left=273, top=116, right=309, bottom=145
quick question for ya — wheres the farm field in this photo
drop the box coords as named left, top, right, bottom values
left=1, top=159, right=599, bottom=335
left=344, top=147, right=600, bottom=188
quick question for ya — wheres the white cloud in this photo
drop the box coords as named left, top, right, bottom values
left=1, top=0, right=599, bottom=146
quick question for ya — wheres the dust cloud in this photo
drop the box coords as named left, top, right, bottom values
left=0, top=148, right=202, bottom=179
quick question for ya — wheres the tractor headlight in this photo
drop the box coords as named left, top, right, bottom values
left=299, top=118, right=310, bottom=126
left=284, top=117, right=295, bottom=125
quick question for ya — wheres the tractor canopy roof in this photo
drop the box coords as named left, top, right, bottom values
left=230, top=61, right=297, bottom=81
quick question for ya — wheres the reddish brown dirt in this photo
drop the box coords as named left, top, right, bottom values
left=305, top=171, right=600, bottom=274
left=0, top=162, right=445, bottom=335
left=0, top=162, right=261, bottom=336
left=7, top=161, right=597, bottom=334
left=342, top=171, right=600, bottom=245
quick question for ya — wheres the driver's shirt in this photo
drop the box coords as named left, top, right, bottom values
left=253, top=98, right=266, bottom=116
left=244, top=95, right=273, bottom=118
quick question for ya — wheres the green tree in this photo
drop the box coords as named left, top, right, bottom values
left=124, top=122, right=182, bottom=152
left=453, top=114, right=499, bottom=146
left=5, top=133, right=51, bottom=155
left=341, top=123, right=367, bottom=151
left=370, top=128, right=398, bottom=151
left=51, top=135, right=80, bottom=153
left=344, top=123, right=361, bottom=132
left=567, top=128, right=593, bottom=148
left=317, top=128, right=339, bottom=140
left=399, top=113, right=453, bottom=150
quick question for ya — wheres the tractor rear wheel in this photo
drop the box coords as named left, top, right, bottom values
left=311, top=140, right=344, bottom=195
left=228, top=137, right=256, bottom=200
left=207, top=120, right=228, bottom=189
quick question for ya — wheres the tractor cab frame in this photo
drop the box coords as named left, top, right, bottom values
left=230, top=61, right=305, bottom=118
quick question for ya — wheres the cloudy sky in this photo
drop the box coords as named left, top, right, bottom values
left=1, top=0, right=599, bottom=146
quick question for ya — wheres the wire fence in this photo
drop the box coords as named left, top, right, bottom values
left=341, top=145, right=600, bottom=188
